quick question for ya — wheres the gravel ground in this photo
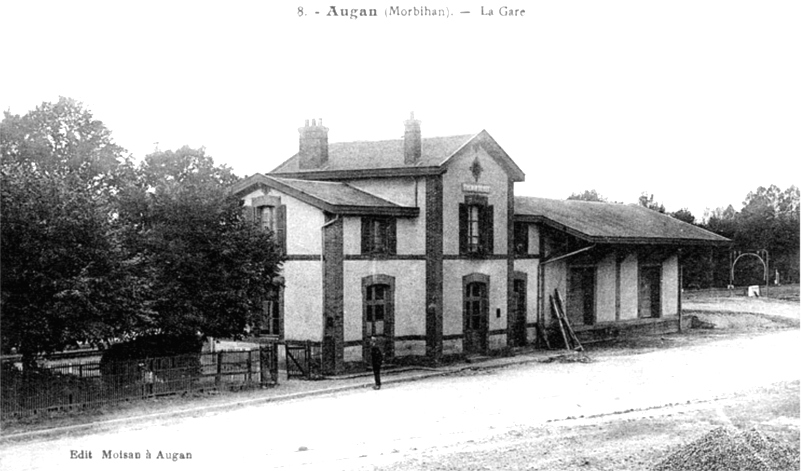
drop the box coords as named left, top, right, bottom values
left=2, top=295, right=798, bottom=471
left=653, top=426, right=800, bottom=471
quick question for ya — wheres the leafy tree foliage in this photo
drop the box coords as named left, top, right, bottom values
left=1, top=99, right=283, bottom=364
left=567, top=189, right=607, bottom=202
left=732, top=185, right=800, bottom=284
left=638, top=192, right=665, bottom=213
left=704, top=205, right=738, bottom=240
left=116, top=146, right=283, bottom=339
left=670, top=208, right=696, bottom=225
left=0, top=100, right=147, bottom=363
left=683, top=185, right=800, bottom=288
left=1, top=97, right=125, bottom=190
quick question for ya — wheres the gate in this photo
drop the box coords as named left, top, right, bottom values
left=285, top=341, right=322, bottom=379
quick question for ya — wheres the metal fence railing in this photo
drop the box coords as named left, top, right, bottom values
left=1, top=344, right=279, bottom=419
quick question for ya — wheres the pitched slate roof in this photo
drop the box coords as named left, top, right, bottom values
left=272, top=135, right=472, bottom=173
left=515, top=197, right=730, bottom=245
left=230, top=174, right=418, bottom=217
left=270, top=131, right=525, bottom=181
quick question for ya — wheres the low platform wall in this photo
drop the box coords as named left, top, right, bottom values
left=560, top=315, right=693, bottom=344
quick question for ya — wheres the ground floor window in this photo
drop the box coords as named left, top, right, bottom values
left=365, top=284, right=389, bottom=336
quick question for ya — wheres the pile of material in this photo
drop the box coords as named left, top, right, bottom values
left=653, top=426, right=800, bottom=471
left=540, top=352, right=593, bottom=364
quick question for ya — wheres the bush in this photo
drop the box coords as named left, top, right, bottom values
left=99, top=334, right=203, bottom=390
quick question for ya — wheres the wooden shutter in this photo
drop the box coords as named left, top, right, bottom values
left=275, top=204, right=287, bottom=254
left=459, top=203, right=468, bottom=254
left=514, top=222, right=528, bottom=255
left=480, top=286, right=489, bottom=329
left=386, top=284, right=395, bottom=345
left=361, top=217, right=371, bottom=254
left=387, top=218, right=397, bottom=255
left=481, top=205, right=494, bottom=254
left=243, top=205, right=255, bottom=223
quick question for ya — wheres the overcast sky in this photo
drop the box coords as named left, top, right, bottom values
left=2, top=0, right=799, bottom=220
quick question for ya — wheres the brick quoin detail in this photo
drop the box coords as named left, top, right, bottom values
left=425, top=175, right=444, bottom=360
left=506, top=178, right=516, bottom=347
left=322, top=214, right=344, bottom=374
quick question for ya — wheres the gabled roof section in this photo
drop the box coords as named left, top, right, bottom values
left=270, top=131, right=525, bottom=182
left=440, top=130, right=525, bottom=182
left=230, top=174, right=419, bottom=217
left=515, top=197, right=730, bottom=246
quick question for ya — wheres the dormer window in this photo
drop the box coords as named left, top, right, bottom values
left=258, top=205, right=275, bottom=231
left=361, top=217, right=397, bottom=255
left=245, top=195, right=287, bottom=253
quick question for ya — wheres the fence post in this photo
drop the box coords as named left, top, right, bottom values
left=305, top=341, right=312, bottom=380
left=258, top=348, right=265, bottom=386
left=271, top=343, right=279, bottom=384
left=215, top=351, right=223, bottom=387
left=246, top=351, right=252, bottom=385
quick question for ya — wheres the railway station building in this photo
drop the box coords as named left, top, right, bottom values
left=231, top=115, right=730, bottom=373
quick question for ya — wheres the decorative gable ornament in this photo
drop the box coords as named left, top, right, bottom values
left=470, top=156, right=483, bottom=182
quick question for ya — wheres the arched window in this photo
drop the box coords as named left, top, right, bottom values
left=365, top=284, right=389, bottom=336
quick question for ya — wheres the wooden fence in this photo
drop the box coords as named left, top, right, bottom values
left=285, top=341, right=323, bottom=379
left=1, top=344, right=279, bottom=419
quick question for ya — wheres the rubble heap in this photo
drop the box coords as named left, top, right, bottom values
left=653, top=426, right=800, bottom=471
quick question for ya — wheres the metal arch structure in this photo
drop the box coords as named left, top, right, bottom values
left=729, top=249, right=770, bottom=297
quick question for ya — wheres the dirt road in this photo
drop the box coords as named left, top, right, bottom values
left=2, top=323, right=798, bottom=471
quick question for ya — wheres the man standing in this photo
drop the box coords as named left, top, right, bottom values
left=370, top=336, right=383, bottom=390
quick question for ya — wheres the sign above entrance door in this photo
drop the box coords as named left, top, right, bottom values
left=462, top=183, right=491, bottom=194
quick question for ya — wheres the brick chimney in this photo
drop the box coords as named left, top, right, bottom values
left=403, top=112, right=421, bottom=165
left=298, top=118, right=329, bottom=169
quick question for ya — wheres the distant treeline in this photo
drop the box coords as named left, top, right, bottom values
left=683, top=185, right=799, bottom=288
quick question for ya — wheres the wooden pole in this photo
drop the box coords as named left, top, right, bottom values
left=550, top=295, right=570, bottom=350
left=555, top=289, right=583, bottom=351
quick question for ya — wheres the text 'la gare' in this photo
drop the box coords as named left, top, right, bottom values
left=481, top=6, right=526, bottom=16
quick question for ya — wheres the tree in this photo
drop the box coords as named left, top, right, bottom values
left=1, top=100, right=136, bottom=364
left=692, top=185, right=800, bottom=287
left=567, top=189, right=607, bottom=202
left=670, top=208, right=696, bottom=225
left=735, top=185, right=800, bottom=283
left=116, top=146, right=284, bottom=339
left=704, top=205, right=738, bottom=239
left=0, top=163, right=142, bottom=363
left=1, top=99, right=285, bottom=364
left=638, top=192, right=665, bottom=213
left=0, top=97, right=126, bottom=191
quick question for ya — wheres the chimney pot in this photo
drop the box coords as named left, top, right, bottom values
left=298, top=118, right=329, bottom=169
left=403, top=112, right=422, bottom=165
